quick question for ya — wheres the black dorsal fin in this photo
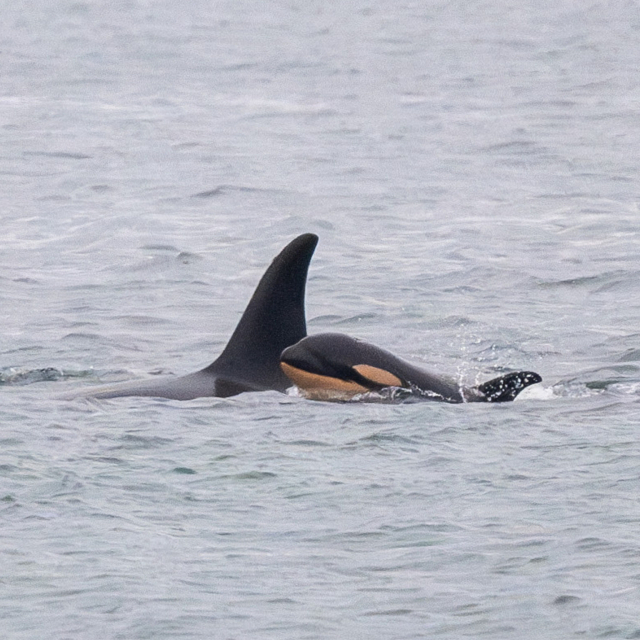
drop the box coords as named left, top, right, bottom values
left=204, top=233, right=318, bottom=392
left=476, top=371, right=542, bottom=402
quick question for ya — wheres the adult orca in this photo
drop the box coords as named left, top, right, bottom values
left=280, top=333, right=541, bottom=403
left=63, top=233, right=318, bottom=400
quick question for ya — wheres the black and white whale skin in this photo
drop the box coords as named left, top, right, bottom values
left=280, top=333, right=542, bottom=403
left=63, top=233, right=318, bottom=400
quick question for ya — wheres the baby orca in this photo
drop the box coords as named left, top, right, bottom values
left=280, top=333, right=541, bottom=403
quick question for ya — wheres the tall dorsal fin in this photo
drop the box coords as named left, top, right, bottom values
left=204, top=233, right=318, bottom=391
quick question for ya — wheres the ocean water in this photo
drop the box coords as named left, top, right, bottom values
left=2, top=1, right=640, bottom=638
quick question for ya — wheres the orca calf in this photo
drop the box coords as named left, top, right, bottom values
left=64, top=233, right=318, bottom=400
left=280, top=333, right=541, bottom=403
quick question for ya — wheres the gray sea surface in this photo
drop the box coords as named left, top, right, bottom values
left=2, top=1, right=640, bottom=638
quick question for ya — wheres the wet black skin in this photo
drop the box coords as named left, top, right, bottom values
left=281, top=333, right=542, bottom=403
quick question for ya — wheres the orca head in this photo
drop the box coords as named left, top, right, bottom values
left=280, top=333, right=404, bottom=399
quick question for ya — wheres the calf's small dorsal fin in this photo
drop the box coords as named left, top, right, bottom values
left=476, top=371, right=542, bottom=402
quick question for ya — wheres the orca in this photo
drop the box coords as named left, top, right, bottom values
left=280, top=333, right=541, bottom=403
left=64, top=233, right=318, bottom=400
